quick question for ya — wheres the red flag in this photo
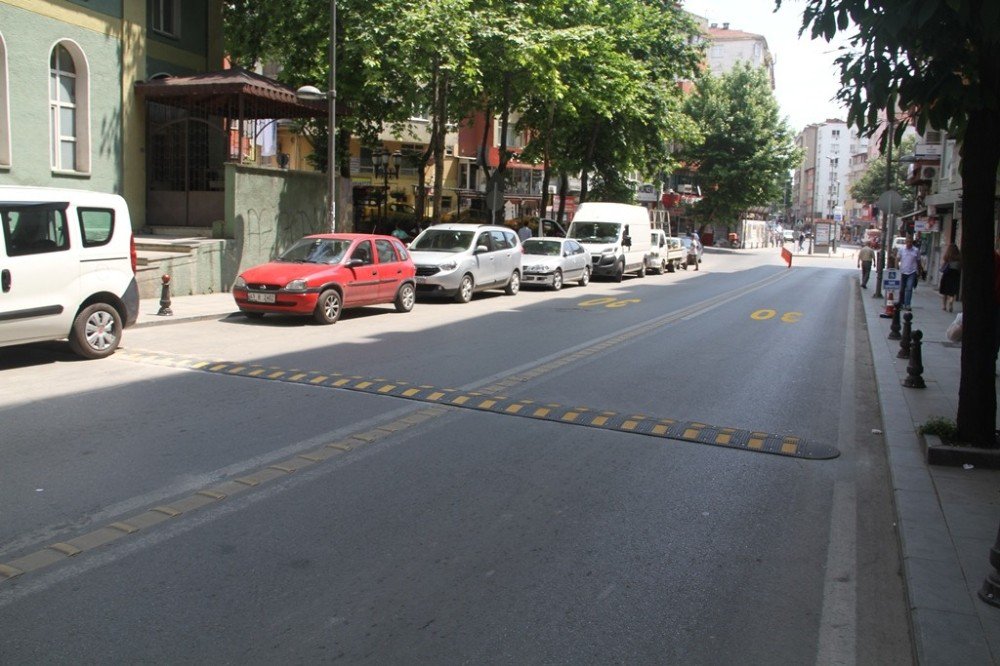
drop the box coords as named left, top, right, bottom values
left=781, top=247, right=792, bottom=267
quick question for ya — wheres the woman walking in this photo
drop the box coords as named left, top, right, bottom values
left=938, top=243, right=961, bottom=312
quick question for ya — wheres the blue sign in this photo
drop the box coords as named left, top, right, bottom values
left=883, top=268, right=901, bottom=291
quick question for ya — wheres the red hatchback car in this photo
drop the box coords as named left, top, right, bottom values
left=233, top=233, right=416, bottom=324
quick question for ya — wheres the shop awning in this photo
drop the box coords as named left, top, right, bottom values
left=899, top=208, right=928, bottom=220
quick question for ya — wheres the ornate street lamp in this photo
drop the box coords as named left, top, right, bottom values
left=372, top=148, right=402, bottom=230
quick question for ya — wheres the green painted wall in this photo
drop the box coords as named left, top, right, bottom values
left=147, top=0, right=207, bottom=57
left=0, top=3, right=122, bottom=193
left=65, top=0, right=121, bottom=18
left=224, top=163, right=330, bottom=283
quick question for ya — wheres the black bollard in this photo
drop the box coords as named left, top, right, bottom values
left=157, top=274, right=173, bottom=316
left=888, top=304, right=902, bottom=340
left=903, top=329, right=926, bottom=388
left=897, top=311, right=913, bottom=358
left=979, top=522, right=1000, bottom=607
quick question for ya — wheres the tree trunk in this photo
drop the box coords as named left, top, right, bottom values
left=432, top=68, right=448, bottom=223
left=957, top=109, right=1000, bottom=446
left=580, top=120, right=601, bottom=203
left=338, top=127, right=351, bottom=232
left=540, top=102, right=556, bottom=219
left=557, top=171, right=568, bottom=224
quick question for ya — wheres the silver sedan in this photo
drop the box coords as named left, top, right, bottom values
left=520, top=237, right=591, bottom=290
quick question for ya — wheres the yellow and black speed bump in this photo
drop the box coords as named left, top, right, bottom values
left=119, top=350, right=839, bottom=460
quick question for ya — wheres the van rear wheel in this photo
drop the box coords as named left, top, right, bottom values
left=69, top=303, right=122, bottom=359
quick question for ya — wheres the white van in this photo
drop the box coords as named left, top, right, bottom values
left=0, top=187, right=139, bottom=358
left=566, top=202, right=653, bottom=281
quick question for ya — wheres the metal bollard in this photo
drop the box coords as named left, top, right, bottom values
left=888, top=304, right=902, bottom=340
left=157, top=274, right=173, bottom=316
left=903, top=329, right=926, bottom=388
left=897, top=311, right=912, bottom=358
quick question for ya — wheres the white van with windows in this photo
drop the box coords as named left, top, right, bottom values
left=566, top=202, right=653, bottom=281
left=0, top=187, right=139, bottom=358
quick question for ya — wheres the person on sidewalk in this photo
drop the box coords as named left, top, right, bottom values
left=938, top=243, right=961, bottom=312
left=798, top=232, right=805, bottom=252
left=857, top=241, right=876, bottom=288
left=898, top=236, right=922, bottom=310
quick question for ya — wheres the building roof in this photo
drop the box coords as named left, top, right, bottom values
left=705, top=26, right=766, bottom=42
left=134, top=66, right=328, bottom=119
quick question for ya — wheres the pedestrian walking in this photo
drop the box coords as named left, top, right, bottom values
left=798, top=232, right=805, bottom=252
left=938, top=243, right=961, bottom=312
left=687, top=233, right=700, bottom=271
left=857, top=241, right=876, bottom=289
left=897, top=236, right=922, bottom=310
left=517, top=221, right=532, bottom=242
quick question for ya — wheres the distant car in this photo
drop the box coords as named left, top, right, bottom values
left=520, top=237, right=591, bottom=290
left=782, top=229, right=796, bottom=243
left=408, top=223, right=522, bottom=302
left=232, top=233, right=416, bottom=324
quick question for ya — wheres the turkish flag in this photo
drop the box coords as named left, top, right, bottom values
left=781, top=247, right=793, bottom=267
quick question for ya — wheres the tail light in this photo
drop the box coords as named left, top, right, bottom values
left=130, top=234, right=137, bottom=274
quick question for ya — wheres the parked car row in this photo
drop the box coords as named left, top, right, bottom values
left=1, top=190, right=704, bottom=359
left=232, top=208, right=702, bottom=326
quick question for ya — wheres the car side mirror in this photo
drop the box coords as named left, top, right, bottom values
left=347, top=258, right=365, bottom=268
left=475, top=244, right=489, bottom=254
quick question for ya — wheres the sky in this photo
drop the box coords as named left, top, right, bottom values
left=685, top=0, right=852, bottom=133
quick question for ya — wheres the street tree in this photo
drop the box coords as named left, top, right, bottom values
left=850, top=136, right=917, bottom=210
left=679, top=63, right=802, bottom=233
left=517, top=0, right=702, bottom=216
left=787, top=0, right=1000, bottom=446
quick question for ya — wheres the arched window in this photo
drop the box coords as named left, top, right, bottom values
left=0, top=32, right=9, bottom=168
left=48, top=41, right=90, bottom=174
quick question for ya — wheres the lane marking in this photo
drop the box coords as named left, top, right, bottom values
left=0, top=268, right=834, bottom=586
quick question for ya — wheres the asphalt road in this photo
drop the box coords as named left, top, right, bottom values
left=0, top=248, right=913, bottom=664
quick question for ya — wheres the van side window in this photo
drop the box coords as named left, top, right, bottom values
left=2, top=204, right=69, bottom=256
left=79, top=208, right=115, bottom=247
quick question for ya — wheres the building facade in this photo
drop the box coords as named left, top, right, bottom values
left=0, top=0, right=224, bottom=227
left=792, top=120, right=869, bottom=236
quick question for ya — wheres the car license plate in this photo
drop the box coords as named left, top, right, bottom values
left=247, top=291, right=275, bottom=304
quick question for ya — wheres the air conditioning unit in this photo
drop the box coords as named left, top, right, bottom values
left=920, top=166, right=938, bottom=180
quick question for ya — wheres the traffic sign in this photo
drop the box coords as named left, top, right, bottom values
left=877, top=190, right=904, bottom=214
left=883, top=268, right=901, bottom=290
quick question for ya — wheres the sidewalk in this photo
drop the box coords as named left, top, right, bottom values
left=134, top=267, right=1000, bottom=663
left=134, top=290, right=237, bottom=328
left=860, top=271, right=1000, bottom=664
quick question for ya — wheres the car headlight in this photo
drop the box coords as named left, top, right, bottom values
left=601, top=249, right=616, bottom=257
left=233, top=276, right=247, bottom=289
left=534, top=264, right=554, bottom=273
left=284, top=279, right=308, bottom=292
left=439, top=260, right=458, bottom=272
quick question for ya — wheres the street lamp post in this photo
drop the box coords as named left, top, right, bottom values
left=372, top=148, right=402, bottom=231
left=295, top=0, right=337, bottom=231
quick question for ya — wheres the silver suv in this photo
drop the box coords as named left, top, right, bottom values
left=408, top=224, right=522, bottom=303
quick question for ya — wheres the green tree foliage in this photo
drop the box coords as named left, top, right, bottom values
left=786, top=0, right=1000, bottom=446
left=850, top=136, right=916, bottom=209
left=679, top=63, right=802, bottom=231
left=223, top=0, right=703, bottom=225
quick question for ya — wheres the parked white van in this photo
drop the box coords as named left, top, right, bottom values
left=0, top=187, right=139, bottom=358
left=566, top=202, right=653, bottom=281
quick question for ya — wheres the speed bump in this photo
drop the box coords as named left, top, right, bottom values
left=117, top=350, right=839, bottom=460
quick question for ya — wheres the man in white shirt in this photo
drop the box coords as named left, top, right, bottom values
left=897, top=236, right=922, bottom=309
